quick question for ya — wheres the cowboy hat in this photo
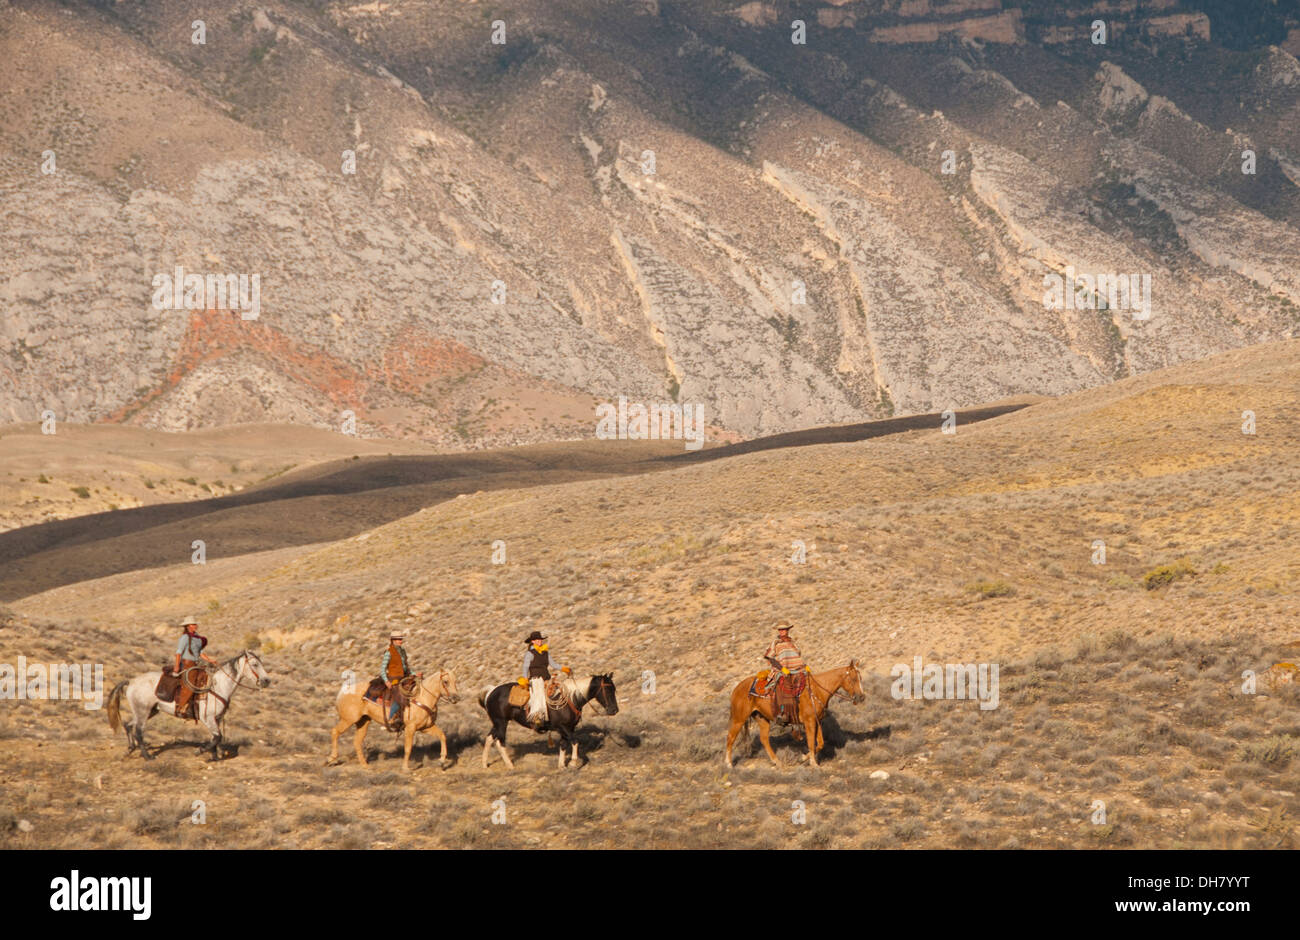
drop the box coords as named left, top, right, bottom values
left=180, top=615, right=200, bottom=627
left=390, top=632, right=404, bottom=641
left=776, top=620, right=793, bottom=631
left=524, top=630, right=547, bottom=643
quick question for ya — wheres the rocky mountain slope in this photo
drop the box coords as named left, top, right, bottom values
left=1, top=0, right=1298, bottom=446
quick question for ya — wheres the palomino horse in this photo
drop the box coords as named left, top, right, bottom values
left=479, top=674, right=618, bottom=770
left=328, top=670, right=459, bottom=771
left=724, top=661, right=865, bottom=769
left=106, top=650, right=271, bottom=761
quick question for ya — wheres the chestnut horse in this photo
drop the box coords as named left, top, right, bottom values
left=724, top=661, right=865, bottom=769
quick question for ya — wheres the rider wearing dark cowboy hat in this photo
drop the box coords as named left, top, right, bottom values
left=521, top=630, right=569, bottom=730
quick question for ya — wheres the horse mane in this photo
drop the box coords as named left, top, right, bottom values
left=220, top=649, right=261, bottom=670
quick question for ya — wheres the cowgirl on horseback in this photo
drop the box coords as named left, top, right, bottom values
left=521, top=630, right=568, bottom=730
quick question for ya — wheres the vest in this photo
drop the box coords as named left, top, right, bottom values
left=527, top=647, right=551, bottom=679
left=385, top=644, right=408, bottom=680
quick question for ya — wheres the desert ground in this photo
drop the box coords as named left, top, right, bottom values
left=1, top=340, right=1298, bottom=849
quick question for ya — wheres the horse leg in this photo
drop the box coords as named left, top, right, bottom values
left=482, top=734, right=494, bottom=768
left=724, top=712, right=747, bottom=769
left=493, top=720, right=514, bottom=770
left=556, top=729, right=567, bottom=770
left=402, top=722, right=415, bottom=772
left=133, top=700, right=153, bottom=760
left=804, top=713, right=820, bottom=768
left=434, top=725, right=449, bottom=768
left=121, top=696, right=138, bottom=755
left=327, top=714, right=353, bottom=765
left=757, top=715, right=780, bottom=766
left=354, top=718, right=370, bottom=767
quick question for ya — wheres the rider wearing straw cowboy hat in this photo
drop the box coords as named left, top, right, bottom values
left=763, top=620, right=806, bottom=676
left=173, top=615, right=218, bottom=720
left=381, top=632, right=422, bottom=730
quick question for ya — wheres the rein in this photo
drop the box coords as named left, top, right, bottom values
left=407, top=672, right=455, bottom=722
left=807, top=667, right=857, bottom=708
left=575, top=676, right=614, bottom=720
left=199, top=654, right=267, bottom=711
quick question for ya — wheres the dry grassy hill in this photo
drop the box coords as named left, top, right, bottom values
left=1, top=341, right=1297, bottom=848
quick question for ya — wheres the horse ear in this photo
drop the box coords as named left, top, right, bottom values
left=850, top=658, right=858, bottom=668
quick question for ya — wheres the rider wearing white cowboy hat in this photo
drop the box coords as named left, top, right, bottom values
left=173, top=615, right=218, bottom=719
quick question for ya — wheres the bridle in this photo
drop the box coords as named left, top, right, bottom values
left=586, top=675, right=616, bottom=714
left=808, top=666, right=861, bottom=707
left=409, top=671, right=457, bottom=721
left=220, top=653, right=268, bottom=693
left=187, top=653, right=266, bottom=712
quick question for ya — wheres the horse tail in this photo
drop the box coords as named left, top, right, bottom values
left=106, top=680, right=128, bottom=732
left=478, top=686, right=493, bottom=711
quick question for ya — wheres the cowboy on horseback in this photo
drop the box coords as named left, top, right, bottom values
left=380, top=632, right=422, bottom=731
left=764, top=620, right=808, bottom=677
left=521, top=630, right=569, bottom=730
left=173, top=615, right=218, bottom=721
left=763, top=620, right=809, bottom=723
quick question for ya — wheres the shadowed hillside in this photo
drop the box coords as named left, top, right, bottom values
left=0, top=403, right=1025, bottom=600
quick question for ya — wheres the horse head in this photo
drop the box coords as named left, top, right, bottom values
left=588, top=673, right=618, bottom=716
left=437, top=669, right=460, bottom=704
left=240, top=650, right=272, bottom=689
left=844, top=659, right=866, bottom=704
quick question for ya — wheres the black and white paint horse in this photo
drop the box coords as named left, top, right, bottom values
left=106, top=650, right=271, bottom=761
left=478, top=673, right=618, bottom=770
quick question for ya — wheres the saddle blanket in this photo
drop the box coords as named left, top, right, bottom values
left=750, top=670, right=806, bottom=698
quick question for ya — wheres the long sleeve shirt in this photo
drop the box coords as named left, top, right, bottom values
left=522, top=647, right=562, bottom=678
left=381, top=645, right=410, bottom=679
left=176, top=634, right=204, bottom=661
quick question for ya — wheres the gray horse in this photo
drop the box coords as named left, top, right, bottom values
left=106, top=650, right=270, bottom=760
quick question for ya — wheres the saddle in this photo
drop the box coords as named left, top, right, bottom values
left=157, top=665, right=209, bottom=720
left=545, top=677, right=575, bottom=716
left=508, top=684, right=529, bottom=708
left=751, top=669, right=806, bottom=730
left=154, top=668, right=181, bottom=703
left=366, top=676, right=417, bottom=731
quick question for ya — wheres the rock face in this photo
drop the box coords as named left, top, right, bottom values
left=0, top=1, right=1296, bottom=445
